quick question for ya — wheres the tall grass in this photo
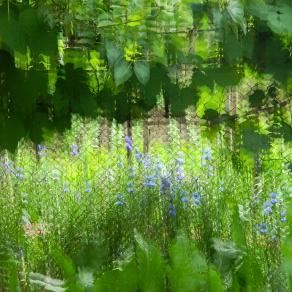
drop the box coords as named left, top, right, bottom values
left=0, top=117, right=291, bottom=291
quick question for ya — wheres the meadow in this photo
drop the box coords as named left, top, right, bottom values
left=0, top=117, right=291, bottom=291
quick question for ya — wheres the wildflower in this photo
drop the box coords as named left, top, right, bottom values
left=192, top=192, right=202, bottom=201
left=263, top=206, right=272, bottom=215
left=145, top=175, right=156, bottom=188
left=281, top=217, right=287, bottom=223
left=70, top=144, right=79, bottom=156
left=281, top=211, right=287, bottom=223
left=63, top=183, right=70, bottom=193
left=259, top=223, right=268, bottom=234
left=115, top=194, right=125, bottom=206
left=85, top=181, right=91, bottom=193
left=37, top=144, right=47, bottom=157
left=219, top=181, right=225, bottom=191
left=15, top=167, right=24, bottom=179
left=202, top=147, right=212, bottom=161
left=176, top=167, right=185, bottom=181
left=169, top=204, right=176, bottom=217
left=176, top=157, right=185, bottom=165
left=127, top=181, right=134, bottom=194
left=270, top=192, right=278, bottom=199
left=181, top=196, right=189, bottom=203
left=125, top=136, right=133, bottom=152
left=270, top=198, right=278, bottom=204
left=135, top=151, right=143, bottom=162
left=161, top=176, right=171, bottom=194
left=263, top=201, right=272, bottom=215
left=3, top=160, right=13, bottom=173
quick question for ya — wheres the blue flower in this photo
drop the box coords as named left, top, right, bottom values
left=15, top=167, right=24, bottom=179
left=115, top=194, right=126, bottom=206
left=202, top=147, right=212, bottom=161
left=135, top=151, right=143, bottom=162
left=37, top=144, right=47, bottom=157
left=126, top=143, right=133, bottom=151
left=259, top=223, right=268, bottom=234
left=281, top=211, right=287, bottom=222
left=176, top=167, right=185, bottom=181
left=125, top=136, right=133, bottom=152
left=70, top=144, right=79, bottom=156
left=145, top=175, right=156, bottom=187
left=192, top=192, right=202, bottom=205
left=125, top=136, right=132, bottom=145
left=117, top=193, right=124, bottom=200
left=85, top=181, right=91, bottom=193
left=264, top=206, right=272, bottom=215
left=270, top=198, right=278, bottom=205
left=63, top=183, right=70, bottom=193
left=161, top=177, right=171, bottom=194
left=181, top=197, right=189, bottom=203
left=169, top=204, right=176, bottom=217
left=176, top=157, right=184, bottom=165
left=270, top=192, right=278, bottom=199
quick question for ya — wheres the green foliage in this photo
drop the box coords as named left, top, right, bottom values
left=167, top=233, right=208, bottom=291
left=0, top=0, right=291, bottom=151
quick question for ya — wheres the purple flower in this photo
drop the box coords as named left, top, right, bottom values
left=176, top=157, right=184, bottom=165
left=270, top=192, right=278, bottom=199
left=135, top=151, right=143, bottom=162
left=192, top=192, right=202, bottom=205
left=125, top=136, right=132, bottom=145
left=259, top=223, right=268, bottom=234
left=125, top=136, right=133, bottom=152
left=145, top=175, right=156, bottom=188
left=176, top=167, right=185, bottom=181
left=161, top=177, right=171, bottom=194
left=202, top=147, right=212, bottom=161
left=169, top=204, right=176, bottom=217
left=270, top=198, right=278, bottom=205
left=181, top=197, right=189, bottom=203
left=15, top=167, right=24, bottom=179
left=126, top=143, right=133, bottom=151
left=264, top=207, right=272, bottom=215
left=70, top=144, right=79, bottom=156
left=115, top=194, right=126, bottom=206
left=85, top=181, right=91, bottom=193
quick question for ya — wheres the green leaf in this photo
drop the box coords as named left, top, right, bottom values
left=94, top=259, right=138, bottom=292
left=105, top=41, right=123, bottom=67
left=207, top=267, right=224, bottom=292
left=134, top=61, right=150, bottom=85
left=167, top=233, right=207, bottom=292
left=226, top=0, right=247, bottom=34
left=114, top=60, right=132, bottom=87
left=134, top=231, right=165, bottom=292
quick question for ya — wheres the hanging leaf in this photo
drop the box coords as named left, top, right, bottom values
left=114, top=60, right=132, bottom=86
left=134, top=61, right=150, bottom=85
left=226, top=0, right=247, bottom=34
left=105, top=41, right=123, bottom=67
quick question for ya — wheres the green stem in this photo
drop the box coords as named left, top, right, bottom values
left=7, top=0, right=10, bottom=21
